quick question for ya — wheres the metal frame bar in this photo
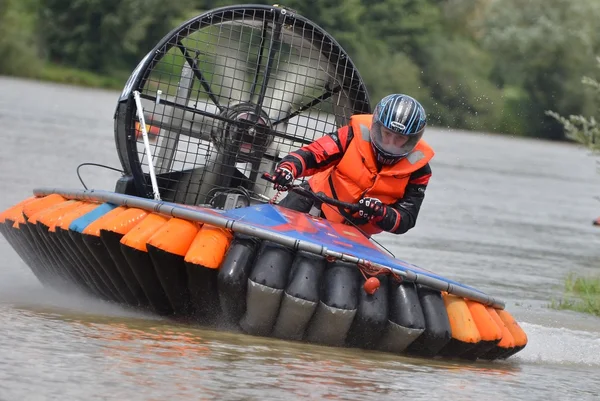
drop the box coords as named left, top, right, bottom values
left=176, top=43, right=224, bottom=112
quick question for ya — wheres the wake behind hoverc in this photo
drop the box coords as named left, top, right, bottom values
left=0, top=4, right=526, bottom=360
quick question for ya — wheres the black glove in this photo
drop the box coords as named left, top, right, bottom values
left=357, top=197, right=387, bottom=222
left=272, top=165, right=295, bottom=191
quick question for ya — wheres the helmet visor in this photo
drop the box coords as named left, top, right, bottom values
left=370, top=122, right=422, bottom=158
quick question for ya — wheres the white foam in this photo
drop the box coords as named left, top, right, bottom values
left=0, top=255, right=155, bottom=320
left=514, top=322, right=600, bottom=367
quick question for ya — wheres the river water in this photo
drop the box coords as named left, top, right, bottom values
left=1, top=76, right=599, bottom=400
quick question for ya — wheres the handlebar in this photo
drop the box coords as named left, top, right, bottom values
left=261, top=172, right=360, bottom=213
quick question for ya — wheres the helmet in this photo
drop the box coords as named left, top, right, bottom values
left=370, top=94, right=427, bottom=165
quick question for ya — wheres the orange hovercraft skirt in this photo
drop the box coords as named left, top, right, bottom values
left=0, top=193, right=527, bottom=361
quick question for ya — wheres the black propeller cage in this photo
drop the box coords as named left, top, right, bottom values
left=114, top=4, right=371, bottom=206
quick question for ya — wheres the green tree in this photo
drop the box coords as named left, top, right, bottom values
left=356, top=50, right=430, bottom=103
left=268, top=0, right=367, bottom=57
left=6, top=0, right=599, bottom=140
left=37, top=0, right=191, bottom=73
left=547, top=57, right=600, bottom=153
left=0, top=0, right=41, bottom=76
left=360, top=0, right=442, bottom=62
left=480, top=0, right=600, bottom=139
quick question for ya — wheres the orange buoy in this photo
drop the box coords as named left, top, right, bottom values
left=363, top=277, right=380, bottom=295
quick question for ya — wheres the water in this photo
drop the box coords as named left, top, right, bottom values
left=1, top=76, right=600, bottom=400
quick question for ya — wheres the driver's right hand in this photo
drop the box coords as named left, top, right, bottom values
left=272, top=164, right=295, bottom=191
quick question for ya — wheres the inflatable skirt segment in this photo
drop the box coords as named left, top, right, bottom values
left=0, top=194, right=528, bottom=361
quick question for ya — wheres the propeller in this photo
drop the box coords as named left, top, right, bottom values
left=120, top=5, right=370, bottom=205
left=143, top=19, right=336, bottom=148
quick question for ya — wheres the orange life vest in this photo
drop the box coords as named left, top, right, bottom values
left=308, top=114, right=435, bottom=235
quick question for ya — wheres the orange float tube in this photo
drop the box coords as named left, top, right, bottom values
left=480, top=307, right=516, bottom=360
left=184, top=224, right=234, bottom=322
left=147, top=218, right=200, bottom=314
left=461, top=301, right=503, bottom=359
left=61, top=202, right=128, bottom=303
left=49, top=201, right=111, bottom=299
left=0, top=196, right=37, bottom=225
left=98, top=208, right=151, bottom=306
left=27, top=199, right=78, bottom=226
left=80, top=206, right=139, bottom=306
left=37, top=201, right=87, bottom=231
left=23, top=198, right=79, bottom=274
left=148, top=218, right=199, bottom=257
left=0, top=196, right=41, bottom=241
left=120, top=214, right=169, bottom=251
left=439, top=293, right=482, bottom=357
left=496, top=309, right=528, bottom=357
left=55, top=202, right=100, bottom=232
left=35, top=201, right=89, bottom=283
left=101, top=208, right=149, bottom=236
left=185, top=224, right=233, bottom=269
left=82, top=206, right=127, bottom=236
left=21, top=199, right=79, bottom=281
left=120, top=213, right=172, bottom=314
left=21, top=194, right=66, bottom=220
left=0, top=197, right=45, bottom=281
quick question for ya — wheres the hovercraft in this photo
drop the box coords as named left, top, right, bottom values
left=0, top=4, right=526, bottom=360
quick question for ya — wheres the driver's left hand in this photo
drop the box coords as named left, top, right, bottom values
left=357, top=197, right=387, bottom=222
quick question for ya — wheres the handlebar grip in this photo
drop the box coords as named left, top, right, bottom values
left=261, top=172, right=275, bottom=183
left=261, top=171, right=360, bottom=212
left=330, top=199, right=361, bottom=213
left=313, top=191, right=360, bottom=213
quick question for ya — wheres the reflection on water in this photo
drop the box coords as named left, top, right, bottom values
left=1, top=77, right=600, bottom=400
left=3, top=304, right=524, bottom=401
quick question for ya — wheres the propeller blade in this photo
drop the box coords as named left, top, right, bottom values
left=212, top=24, right=255, bottom=105
left=263, top=57, right=331, bottom=133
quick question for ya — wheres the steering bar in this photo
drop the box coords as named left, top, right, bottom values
left=261, top=172, right=361, bottom=213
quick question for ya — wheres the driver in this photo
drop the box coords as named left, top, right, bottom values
left=270, top=94, right=434, bottom=237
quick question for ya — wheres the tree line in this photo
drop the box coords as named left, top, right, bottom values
left=1, top=0, right=599, bottom=140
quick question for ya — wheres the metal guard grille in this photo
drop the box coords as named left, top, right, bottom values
left=114, top=4, right=371, bottom=206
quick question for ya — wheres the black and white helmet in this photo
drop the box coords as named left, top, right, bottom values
left=370, top=94, right=427, bottom=165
